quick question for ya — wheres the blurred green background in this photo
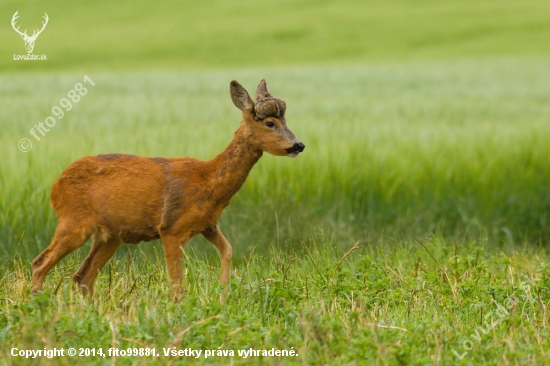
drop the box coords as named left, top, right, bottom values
left=2, top=0, right=549, bottom=71
left=1, top=0, right=550, bottom=261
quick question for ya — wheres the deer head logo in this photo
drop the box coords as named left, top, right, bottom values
left=11, top=11, right=49, bottom=54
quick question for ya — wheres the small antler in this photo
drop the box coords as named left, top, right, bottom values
left=253, top=80, right=286, bottom=119
left=255, top=79, right=269, bottom=99
left=11, top=11, right=28, bottom=38
left=30, top=13, right=49, bottom=39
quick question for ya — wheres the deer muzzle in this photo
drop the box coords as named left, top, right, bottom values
left=285, top=142, right=305, bottom=157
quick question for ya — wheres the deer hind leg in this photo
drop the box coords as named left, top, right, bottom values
left=202, top=226, right=233, bottom=300
left=73, top=234, right=121, bottom=296
left=31, top=221, right=93, bottom=293
left=160, top=232, right=191, bottom=302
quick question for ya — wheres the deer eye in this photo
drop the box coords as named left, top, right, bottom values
left=265, top=121, right=275, bottom=128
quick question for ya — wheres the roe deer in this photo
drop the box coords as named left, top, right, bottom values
left=31, top=80, right=305, bottom=301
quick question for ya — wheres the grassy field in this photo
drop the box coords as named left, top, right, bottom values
left=1, top=238, right=549, bottom=365
left=1, top=0, right=550, bottom=365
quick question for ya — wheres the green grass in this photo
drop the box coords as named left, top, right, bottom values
left=1, top=239, right=549, bottom=365
left=1, top=0, right=550, bottom=364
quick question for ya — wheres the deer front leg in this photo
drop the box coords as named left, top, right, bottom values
left=161, top=233, right=190, bottom=302
left=202, top=226, right=232, bottom=300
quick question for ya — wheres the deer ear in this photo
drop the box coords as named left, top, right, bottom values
left=230, top=81, right=253, bottom=111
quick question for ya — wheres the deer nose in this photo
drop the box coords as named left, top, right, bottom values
left=286, top=142, right=305, bottom=154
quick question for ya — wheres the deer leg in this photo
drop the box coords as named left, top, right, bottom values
left=202, top=226, right=233, bottom=300
left=73, top=236, right=121, bottom=296
left=32, top=223, right=92, bottom=293
left=160, top=233, right=190, bottom=302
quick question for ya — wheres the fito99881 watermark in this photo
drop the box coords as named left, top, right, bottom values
left=18, top=75, right=95, bottom=152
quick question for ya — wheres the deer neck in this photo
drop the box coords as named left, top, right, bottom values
left=209, top=123, right=263, bottom=203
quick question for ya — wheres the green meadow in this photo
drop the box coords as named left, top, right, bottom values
left=1, top=0, right=550, bottom=364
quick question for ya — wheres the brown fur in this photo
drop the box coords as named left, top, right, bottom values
left=31, top=80, right=304, bottom=301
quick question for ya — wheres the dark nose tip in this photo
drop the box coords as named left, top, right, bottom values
left=285, top=142, right=305, bottom=154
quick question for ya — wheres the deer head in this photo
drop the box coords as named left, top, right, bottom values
left=231, top=80, right=305, bottom=157
left=11, top=11, right=49, bottom=54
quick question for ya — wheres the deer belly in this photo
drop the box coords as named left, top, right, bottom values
left=99, top=213, right=161, bottom=244
left=118, top=227, right=160, bottom=244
